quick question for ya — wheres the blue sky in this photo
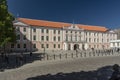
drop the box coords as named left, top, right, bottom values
left=7, top=0, right=120, bottom=29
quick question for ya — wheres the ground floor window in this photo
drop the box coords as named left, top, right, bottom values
left=11, top=44, right=14, bottom=48
left=41, top=44, right=44, bottom=48
left=58, top=44, right=60, bottom=48
left=17, top=44, right=20, bottom=48
left=23, top=44, right=26, bottom=48
left=33, top=44, right=36, bottom=48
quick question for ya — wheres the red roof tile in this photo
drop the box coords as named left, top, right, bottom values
left=18, top=18, right=108, bottom=32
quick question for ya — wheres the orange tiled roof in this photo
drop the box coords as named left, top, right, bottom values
left=18, top=18, right=108, bottom=32
left=77, top=24, right=108, bottom=32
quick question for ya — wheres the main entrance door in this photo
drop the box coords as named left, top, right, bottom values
left=74, top=44, right=79, bottom=50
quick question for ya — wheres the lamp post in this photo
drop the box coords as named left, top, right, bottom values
left=43, top=47, right=45, bottom=54
left=30, top=26, right=32, bottom=56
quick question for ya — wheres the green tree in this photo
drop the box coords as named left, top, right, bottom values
left=0, top=0, right=16, bottom=50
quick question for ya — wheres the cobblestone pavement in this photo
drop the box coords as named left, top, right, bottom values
left=0, top=55, right=120, bottom=80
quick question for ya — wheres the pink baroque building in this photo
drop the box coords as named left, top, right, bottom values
left=9, top=18, right=117, bottom=52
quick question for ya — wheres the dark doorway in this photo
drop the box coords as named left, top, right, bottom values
left=74, top=44, right=79, bottom=50
left=68, top=44, right=71, bottom=50
left=82, top=44, right=85, bottom=50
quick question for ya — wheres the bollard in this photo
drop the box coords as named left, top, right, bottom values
left=102, top=53, right=103, bottom=56
left=47, top=54, right=49, bottom=60
left=71, top=53, right=73, bottom=58
left=80, top=53, right=82, bottom=57
left=93, top=52, right=95, bottom=56
left=53, top=54, right=55, bottom=60
left=65, top=53, right=67, bottom=59
left=59, top=54, right=61, bottom=59
left=84, top=52, right=86, bottom=57
left=97, top=53, right=99, bottom=56
left=89, top=52, right=91, bottom=57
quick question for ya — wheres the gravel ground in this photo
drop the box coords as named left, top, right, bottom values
left=0, top=55, right=120, bottom=80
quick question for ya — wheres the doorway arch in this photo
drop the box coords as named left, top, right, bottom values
left=74, top=44, right=79, bottom=50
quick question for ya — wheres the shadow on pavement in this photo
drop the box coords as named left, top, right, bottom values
left=0, top=53, right=44, bottom=72
left=26, top=65, right=113, bottom=80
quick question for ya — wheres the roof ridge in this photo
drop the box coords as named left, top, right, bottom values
left=18, top=17, right=71, bottom=25
left=17, top=17, right=108, bottom=32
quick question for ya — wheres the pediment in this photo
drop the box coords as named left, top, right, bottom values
left=13, top=20, right=28, bottom=26
left=67, top=24, right=79, bottom=30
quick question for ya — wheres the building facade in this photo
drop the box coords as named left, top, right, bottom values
left=9, top=18, right=117, bottom=51
left=110, top=40, right=120, bottom=48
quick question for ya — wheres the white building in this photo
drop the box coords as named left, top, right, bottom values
left=8, top=18, right=118, bottom=51
left=110, top=40, right=120, bottom=48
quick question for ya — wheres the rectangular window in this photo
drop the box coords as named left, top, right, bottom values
left=33, top=28, right=36, bottom=32
left=23, top=35, right=26, bottom=40
left=54, top=36, right=56, bottom=41
left=17, top=34, right=20, bottom=40
left=46, top=44, right=49, bottom=48
left=54, top=30, right=56, bottom=34
left=58, top=36, right=60, bottom=41
left=58, top=30, right=60, bottom=34
left=46, top=36, right=49, bottom=41
left=33, top=35, right=36, bottom=40
left=23, top=44, right=26, bottom=48
left=46, top=29, right=49, bottom=33
left=58, top=44, right=60, bottom=48
left=66, top=35, right=68, bottom=41
left=42, top=29, right=44, bottom=33
left=17, top=44, right=20, bottom=48
left=23, top=27, right=26, bottom=32
left=41, top=44, right=44, bottom=48
left=41, top=36, right=44, bottom=41
left=54, top=44, right=56, bottom=48
left=89, top=38, right=91, bottom=42
left=11, top=44, right=14, bottom=48
left=33, top=44, right=36, bottom=48
left=94, top=38, right=96, bottom=42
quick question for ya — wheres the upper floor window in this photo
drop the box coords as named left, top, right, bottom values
left=17, top=34, right=20, bottom=40
left=33, top=35, right=36, bottom=40
left=58, top=30, right=60, bottom=34
left=58, top=36, right=60, bottom=41
left=46, top=36, right=49, bottom=41
left=41, top=36, right=44, bottom=41
left=54, top=30, right=56, bottom=34
left=54, top=44, right=56, bottom=48
left=42, top=29, right=44, bottom=33
left=41, top=44, right=44, bottom=48
left=23, top=27, right=26, bottom=32
left=54, top=36, right=56, bottom=41
left=46, top=44, right=49, bottom=48
left=23, top=35, right=27, bottom=40
left=46, top=29, right=49, bottom=33
left=33, top=28, right=36, bottom=32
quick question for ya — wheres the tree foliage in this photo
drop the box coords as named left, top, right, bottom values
left=0, top=0, right=16, bottom=48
